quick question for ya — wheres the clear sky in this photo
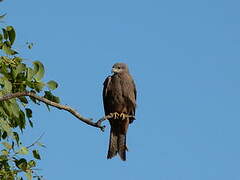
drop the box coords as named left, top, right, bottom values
left=2, top=0, right=240, bottom=179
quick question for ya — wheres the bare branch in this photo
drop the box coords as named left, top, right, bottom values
left=0, top=91, right=107, bottom=131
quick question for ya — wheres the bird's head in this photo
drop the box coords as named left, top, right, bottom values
left=111, top=63, right=129, bottom=74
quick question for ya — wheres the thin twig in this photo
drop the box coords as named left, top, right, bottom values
left=27, top=132, right=45, bottom=149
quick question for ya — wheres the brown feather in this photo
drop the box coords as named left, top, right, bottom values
left=103, top=63, right=136, bottom=161
left=107, top=126, right=118, bottom=159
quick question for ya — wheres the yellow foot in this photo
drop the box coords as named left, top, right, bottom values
left=109, top=112, right=120, bottom=119
left=119, top=113, right=128, bottom=120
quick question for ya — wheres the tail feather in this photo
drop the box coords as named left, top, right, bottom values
left=107, top=118, right=129, bottom=161
left=118, top=133, right=127, bottom=161
left=107, top=127, right=118, bottom=159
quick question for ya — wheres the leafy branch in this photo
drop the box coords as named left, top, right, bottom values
left=0, top=91, right=106, bottom=131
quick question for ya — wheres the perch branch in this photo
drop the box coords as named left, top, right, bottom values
left=0, top=91, right=109, bottom=131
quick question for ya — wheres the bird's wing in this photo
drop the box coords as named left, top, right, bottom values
left=121, top=73, right=136, bottom=115
left=132, top=79, right=137, bottom=115
left=103, top=76, right=111, bottom=115
left=133, top=79, right=137, bottom=102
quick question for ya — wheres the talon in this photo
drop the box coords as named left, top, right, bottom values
left=119, top=113, right=127, bottom=120
left=110, top=112, right=119, bottom=119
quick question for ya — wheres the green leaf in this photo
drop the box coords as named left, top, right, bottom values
left=2, top=28, right=8, bottom=39
left=44, top=91, right=60, bottom=103
left=25, top=108, right=32, bottom=119
left=0, top=155, right=8, bottom=161
left=33, top=81, right=45, bottom=92
left=2, top=131, right=7, bottom=139
left=47, top=80, right=58, bottom=90
left=4, top=78, right=12, bottom=92
left=45, top=104, right=50, bottom=111
left=33, top=61, right=45, bottom=81
left=6, top=26, right=16, bottom=45
left=13, top=63, right=26, bottom=78
left=10, top=99, right=20, bottom=118
left=17, top=146, right=29, bottom=155
left=18, top=96, right=28, bottom=104
left=54, top=96, right=60, bottom=103
left=2, top=43, right=18, bottom=55
left=0, top=76, right=12, bottom=92
left=12, top=56, right=22, bottom=63
left=2, top=101, right=11, bottom=116
left=32, top=150, right=41, bottom=160
left=29, top=120, right=33, bottom=127
left=29, top=97, right=37, bottom=104
left=29, top=91, right=39, bottom=104
left=2, top=99, right=20, bottom=119
left=0, top=61, right=9, bottom=76
left=26, top=42, right=33, bottom=49
left=13, top=132, right=20, bottom=145
left=0, top=118, right=13, bottom=137
left=1, top=149, right=8, bottom=156
left=15, top=158, right=28, bottom=171
left=0, top=13, right=7, bottom=20
left=0, top=34, right=2, bottom=41
left=5, top=40, right=11, bottom=46
left=2, top=44, right=10, bottom=54
left=28, top=160, right=36, bottom=168
left=0, top=105, right=7, bottom=117
left=17, top=110, right=26, bottom=131
left=2, top=142, right=12, bottom=150
left=27, top=68, right=35, bottom=81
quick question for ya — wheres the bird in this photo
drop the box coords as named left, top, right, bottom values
left=102, top=62, right=137, bottom=161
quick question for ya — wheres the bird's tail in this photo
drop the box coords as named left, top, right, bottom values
left=107, top=119, right=128, bottom=161
left=118, top=133, right=127, bottom=161
left=107, top=126, right=118, bottom=159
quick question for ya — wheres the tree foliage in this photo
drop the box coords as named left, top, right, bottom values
left=0, top=19, right=60, bottom=179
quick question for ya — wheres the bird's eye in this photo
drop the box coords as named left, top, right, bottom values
left=118, top=67, right=120, bottom=69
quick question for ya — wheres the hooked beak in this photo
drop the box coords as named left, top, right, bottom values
left=111, top=68, right=118, bottom=73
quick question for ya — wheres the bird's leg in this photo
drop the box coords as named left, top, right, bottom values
left=109, top=112, right=119, bottom=119
left=119, top=113, right=128, bottom=120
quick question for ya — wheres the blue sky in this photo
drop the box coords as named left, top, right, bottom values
left=2, top=0, right=240, bottom=179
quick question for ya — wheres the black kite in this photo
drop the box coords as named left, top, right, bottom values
left=103, top=62, right=137, bottom=161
